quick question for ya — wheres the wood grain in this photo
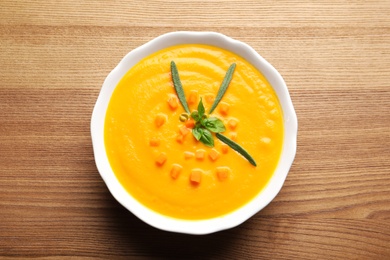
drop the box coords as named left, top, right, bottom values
left=1, top=1, right=389, bottom=259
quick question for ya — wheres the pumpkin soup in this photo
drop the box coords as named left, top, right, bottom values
left=104, top=44, right=283, bottom=220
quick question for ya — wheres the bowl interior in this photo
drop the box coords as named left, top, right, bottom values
left=91, top=31, right=297, bottom=235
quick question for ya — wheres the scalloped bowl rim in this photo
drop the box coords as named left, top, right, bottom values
left=91, top=31, right=298, bottom=235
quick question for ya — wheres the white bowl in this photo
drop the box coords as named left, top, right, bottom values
left=91, top=31, right=298, bottom=235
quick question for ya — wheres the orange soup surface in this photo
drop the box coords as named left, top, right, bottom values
left=104, top=44, right=284, bottom=220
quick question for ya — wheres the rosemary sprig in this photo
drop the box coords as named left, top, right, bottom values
left=216, top=133, right=257, bottom=166
left=209, top=63, right=236, bottom=114
left=171, top=61, right=190, bottom=114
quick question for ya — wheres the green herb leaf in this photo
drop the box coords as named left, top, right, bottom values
left=203, top=117, right=226, bottom=133
left=192, top=126, right=203, bottom=141
left=200, top=115, right=207, bottom=125
left=216, top=133, right=257, bottom=166
left=197, top=98, right=205, bottom=119
left=209, top=63, right=236, bottom=114
left=171, top=61, right=190, bottom=114
left=171, top=62, right=255, bottom=165
left=191, top=111, right=200, bottom=121
left=199, top=128, right=214, bottom=147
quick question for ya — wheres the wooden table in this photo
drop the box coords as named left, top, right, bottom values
left=1, top=1, right=389, bottom=258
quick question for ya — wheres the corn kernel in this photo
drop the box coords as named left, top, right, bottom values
left=260, top=137, right=271, bottom=144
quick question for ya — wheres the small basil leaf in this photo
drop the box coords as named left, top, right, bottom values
left=192, top=126, right=202, bottom=141
left=199, top=128, right=214, bottom=147
left=200, top=115, right=208, bottom=127
left=203, top=117, right=226, bottom=133
left=191, top=111, right=200, bottom=122
left=197, top=98, right=205, bottom=119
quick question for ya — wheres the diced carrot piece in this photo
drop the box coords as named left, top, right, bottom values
left=219, top=102, right=229, bottom=115
left=170, top=164, right=182, bottom=179
left=149, top=137, right=160, bottom=147
left=188, top=90, right=198, bottom=105
left=228, top=118, right=238, bottom=130
left=155, top=152, right=167, bottom=166
left=190, top=169, right=202, bottom=184
left=155, top=113, right=167, bottom=128
left=229, top=132, right=237, bottom=141
left=185, top=119, right=196, bottom=128
left=195, top=149, right=206, bottom=160
left=179, top=125, right=190, bottom=136
left=208, top=148, right=220, bottom=161
left=176, top=134, right=184, bottom=144
left=184, top=151, right=194, bottom=159
left=167, top=95, right=179, bottom=110
left=221, top=144, right=229, bottom=154
left=216, top=166, right=230, bottom=181
left=205, top=93, right=214, bottom=104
